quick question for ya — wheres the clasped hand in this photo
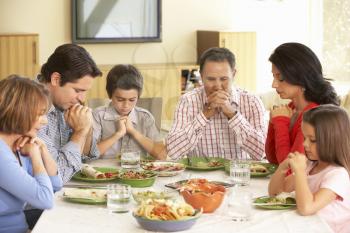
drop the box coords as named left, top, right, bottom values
left=115, top=116, right=135, bottom=137
left=64, top=104, right=93, bottom=135
left=14, top=136, right=46, bottom=158
left=270, top=104, right=293, bottom=118
left=205, top=90, right=235, bottom=118
left=279, top=152, right=307, bottom=174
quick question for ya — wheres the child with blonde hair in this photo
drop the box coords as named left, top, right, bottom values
left=268, top=104, right=350, bottom=232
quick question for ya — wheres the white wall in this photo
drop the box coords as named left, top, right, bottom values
left=227, top=0, right=322, bottom=92
left=0, top=0, right=321, bottom=93
left=0, top=0, right=71, bottom=63
left=0, top=0, right=238, bottom=65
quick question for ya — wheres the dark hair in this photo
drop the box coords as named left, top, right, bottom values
left=199, top=47, right=236, bottom=73
left=106, top=64, right=143, bottom=98
left=303, top=104, right=350, bottom=172
left=39, top=44, right=102, bottom=86
left=269, top=42, right=339, bottom=105
left=0, top=75, right=50, bottom=134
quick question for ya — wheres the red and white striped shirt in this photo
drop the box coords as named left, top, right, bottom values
left=166, top=87, right=266, bottom=160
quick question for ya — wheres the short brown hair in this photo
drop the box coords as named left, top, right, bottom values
left=39, top=44, right=102, bottom=86
left=199, top=47, right=236, bottom=73
left=106, top=64, right=143, bottom=98
left=303, top=104, right=350, bottom=172
left=0, top=75, right=50, bottom=134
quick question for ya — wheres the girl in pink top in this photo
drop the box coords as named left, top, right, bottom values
left=268, top=104, right=350, bottom=233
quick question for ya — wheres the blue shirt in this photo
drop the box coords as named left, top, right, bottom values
left=0, top=139, right=62, bottom=233
left=37, top=105, right=100, bottom=183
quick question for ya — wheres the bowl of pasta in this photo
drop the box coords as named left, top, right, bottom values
left=133, top=199, right=202, bottom=232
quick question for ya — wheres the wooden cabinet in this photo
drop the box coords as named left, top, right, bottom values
left=197, top=31, right=256, bottom=92
left=0, top=34, right=39, bottom=79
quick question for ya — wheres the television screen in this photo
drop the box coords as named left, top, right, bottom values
left=72, top=0, right=162, bottom=43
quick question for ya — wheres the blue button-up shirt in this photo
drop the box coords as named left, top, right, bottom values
left=37, top=105, right=100, bottom=183
left=0, top=139, right=62, bottom=233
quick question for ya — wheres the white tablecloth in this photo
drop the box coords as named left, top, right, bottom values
left=32, top=159, right=333, bottom=233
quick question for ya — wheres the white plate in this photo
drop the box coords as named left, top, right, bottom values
left=62, top=188, right=107, bottom=204
left=141, top=161, right=185, bottom=177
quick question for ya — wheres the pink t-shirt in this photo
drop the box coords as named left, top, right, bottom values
left=307, top=162, right=350, bottom=233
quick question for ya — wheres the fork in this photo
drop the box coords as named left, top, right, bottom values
left=187, top=156, right=193, bottom=167
left=203, top=156, right=210, bottom=162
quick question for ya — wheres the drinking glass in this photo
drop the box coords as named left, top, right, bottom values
left=107, top=184, right=131, bottom=213
left=229, top=160, right=250, bottom=186
left=121, top=149, right=140, bottom=169
left=227, top=187, right=253, bottom=221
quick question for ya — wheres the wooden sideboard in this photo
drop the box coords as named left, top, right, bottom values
left=88, top=63, right=198, bottom=121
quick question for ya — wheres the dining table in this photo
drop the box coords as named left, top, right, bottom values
left=32, top=159, right=333, bottom=233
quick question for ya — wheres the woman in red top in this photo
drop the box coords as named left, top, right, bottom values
left=265, top=43, right=339, bottom=164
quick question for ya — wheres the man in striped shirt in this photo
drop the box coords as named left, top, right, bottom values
left=167, top=47, right=266, bottom=160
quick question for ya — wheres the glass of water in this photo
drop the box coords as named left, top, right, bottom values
left=227, top=187, right=253, bottom=221
left=107, top=184, right=131, bottom=213
left=229, top=160, right=250, bottom=186
left=121, top=149, right=140, bottom=169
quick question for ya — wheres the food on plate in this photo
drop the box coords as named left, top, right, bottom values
left=119, top=170, right=155, bottom=179
left=142, top=162, right=184, bottom=172
left=103, top=171, right=118, bottom=178
left=63, top=188, right=107, bottom=201
left=81, top=164, right=105, bottom=178
left=266, top=197, right=295, bottom=205
left=207, top=160, right=223, bottom=167
left=179, top=179, right=226, bottom=213
left=141, top=162, right=185, bottom=177
left=253, top=194, right=296, bottom=210
left=267, top=192, right=296, bottom=205
left=179, top=157, right=227, bottom=171
left=166, top=179, right=233, bottom=190
left=133, top=190, right=175, bottom=203
left=135, top=199, right=196, bottom=220
left=179, top=179, right=224, bottom=194
left=80, top=164, right=118, bottom=179
left=195, top=160, right=222, bottom=168
left=254, top=192, right=296, bottom=207
left=250, top=164, right=268, bottom=173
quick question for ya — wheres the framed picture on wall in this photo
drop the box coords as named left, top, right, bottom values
left=72, top=0, right=162, bottom=43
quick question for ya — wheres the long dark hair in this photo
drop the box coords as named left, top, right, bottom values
left=303, top=105, right=350, bottom=172
left=269, top=42, right=339, bottom=105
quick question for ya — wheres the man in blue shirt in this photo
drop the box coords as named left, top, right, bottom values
left=37, top=43, right=102, bottom=184
left=28, top=44, right=102, bottom=230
